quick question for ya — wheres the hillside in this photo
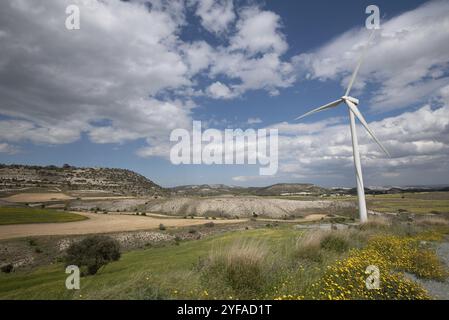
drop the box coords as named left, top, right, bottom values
left=0, top=164, right=164, bottom=196
left=172, top=183, right=329, bottom=196
left=253, top=183, right=328, bottom=196
left=171, top=184, right=248, bottom=196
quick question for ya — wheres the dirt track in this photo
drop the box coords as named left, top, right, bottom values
left=0, top=212, right=247, bottom=240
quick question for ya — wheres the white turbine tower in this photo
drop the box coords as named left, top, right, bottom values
left=295, top=30, right=390, bottom=223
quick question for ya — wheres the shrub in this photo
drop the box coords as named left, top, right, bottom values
left=188, top=229, right=197, bottom=234
left=65, top=235, right=121, bottom=275
left=1, top=264, right=13, bottom=273
left=27, top=238, right=37, bottom=246
left=200, top=240, right=272, bottom=297
left=320, top=233, right=349, bottom=253
left=159, top=224, right=166, bottom=231
left=204, top=222, right=215, bottom=228
left=410, top=249, right=448, bottom=281
left=295, top=231, right=327, bottom=262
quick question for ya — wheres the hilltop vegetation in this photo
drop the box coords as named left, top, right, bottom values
left=0, top=164, right=164, bottom=196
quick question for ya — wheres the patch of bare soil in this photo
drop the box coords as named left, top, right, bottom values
left=0, top=211, right=246, bottom=240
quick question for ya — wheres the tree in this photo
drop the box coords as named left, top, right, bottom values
left=65, top=236, right=121, bottom=275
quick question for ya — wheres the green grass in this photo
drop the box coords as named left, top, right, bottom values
left=0, top=207, right=87, bottom=225
left=365, top=193, right=449, bottom=214
left=276, top=192, right=449, bottom=215
left=0, top=227, right=299, bottom=299
left=0, top=222, right=447, bottom=300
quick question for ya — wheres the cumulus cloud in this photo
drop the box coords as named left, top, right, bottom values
left=267, top=98, right=449, bottom=185
left=247, top=117, right=262, bottom=125
left=209, top=6, right=295, bottom=96
left=294, top=0, right=449, bottom=111
left=0, top=0, right=294, bottom=154
left=207, top=81, right=234, bottom=99
left=230, top=7, right=287, bottom=55
left=0, top=143, right=20, bottom=155
left=193, top=0, right=235, bottom=34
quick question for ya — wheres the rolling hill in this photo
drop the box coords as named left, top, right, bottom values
left=0, top=164, right=164, bottom=196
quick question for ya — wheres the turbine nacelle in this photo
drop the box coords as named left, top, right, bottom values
left=342, top=96, right=359, bottom=106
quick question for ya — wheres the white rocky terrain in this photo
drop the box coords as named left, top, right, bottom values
left=143, top=196, right=355, bottom=218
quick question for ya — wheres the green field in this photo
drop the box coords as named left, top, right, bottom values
left=366, top=192, right=449, bottom=214
left=1, top=221, right=448, bottom=300
left=276, top=192, right=449, bottom=215
left=0, top=228, right=299, bottom=299
left=0, top=207, right=87, bottom=225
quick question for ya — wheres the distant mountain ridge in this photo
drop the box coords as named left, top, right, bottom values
left=1, top=164, right=447, bottom=198
left=171, top=183, right=329, bottom=196
left=173, top=183, right=449, bottom=196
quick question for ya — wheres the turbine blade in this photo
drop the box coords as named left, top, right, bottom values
left=344, top=29, right=376, bottom=97
left=295, top=99, right=343, bottom=120
left=345, top=101, right=391, bottom=157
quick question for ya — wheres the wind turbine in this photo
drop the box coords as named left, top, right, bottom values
left=295, top=30, right=390, bottom=223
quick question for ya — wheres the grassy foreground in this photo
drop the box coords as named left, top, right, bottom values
left=0, top=219, right=448, bottom=300
left=0, top=207, right=87, bottom=225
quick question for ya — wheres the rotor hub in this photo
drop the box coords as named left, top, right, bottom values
left=342, top=96, right=359, bottom=105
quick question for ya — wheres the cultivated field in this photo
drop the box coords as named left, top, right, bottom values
left=1, top=193, right=75, bottom=203
left=0, top=207, right=87, bottom=225
left=0, top=210, right=247, bottom=240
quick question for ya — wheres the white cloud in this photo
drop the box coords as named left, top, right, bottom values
left=0, top=143, right=20, bottom=155
left=193, top=0, right=235, bottom=34
left=247, top=117, right=262, bottom=125
left=181, top=41, right=214, bottom=75
left=0, top=0, right=295, bottom=153
left=230, top=7, right=287, bottom=55
left=294, top=0, right=449, bottom=111
left=0, top=120, right=84, bottom=145
left=266, top=97, right=449, bottom=185
left=0, top=0, right=193, bottom=148
left=232, top=175, right=275, bottom=182
left=207, top=81, right=234, bottom=99
left=205, top=7, right=294, bottom=96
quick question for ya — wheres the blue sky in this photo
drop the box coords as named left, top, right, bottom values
left=1, top=0, right=448, bottom=188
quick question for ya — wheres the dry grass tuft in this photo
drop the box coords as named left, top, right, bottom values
left=415, top=216, right=449, bottom=226
left=360, top=215, right=391, bottom=230
left=199, top=239, right=273, bottom=297
left=294, top=230, right=328, bottom=261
